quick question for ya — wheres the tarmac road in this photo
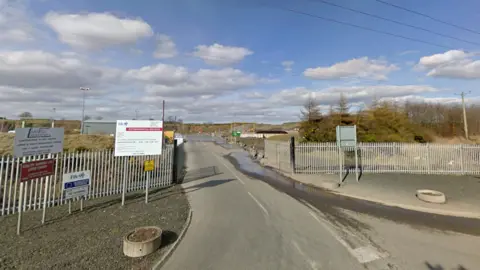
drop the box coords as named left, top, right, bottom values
left=162, top=139, right=391, bottom=270
left=161, top=137, right=480, bottom=270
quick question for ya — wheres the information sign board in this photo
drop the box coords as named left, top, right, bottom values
left=14, top=128, right=64, bottom=158
left=114, top=120, right=163, bottom=157
left=63, top=170, right=91, bottom=200
left=336, top=125, right=357, bottom=147
left=20, top=159, right=55, bottom=182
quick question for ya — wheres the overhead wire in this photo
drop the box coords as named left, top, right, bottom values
left=275, top=6, right=455, bottom=50
left=374, top=0, right=480, bottom=35
left=309, top=0, right=480, bottom=46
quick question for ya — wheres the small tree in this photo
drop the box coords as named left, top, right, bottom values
left=299, top=96, right=323, bottom=142
left=19, top=112, right=32, bottom=119
left=95, top=116, right=103, bottom=120
left=84, top=115, right=91, bottom=121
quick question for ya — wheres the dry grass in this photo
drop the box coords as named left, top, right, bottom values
left=0, top=134, right=114, bottom=155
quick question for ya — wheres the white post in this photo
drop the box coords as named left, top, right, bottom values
left=145, top=172, right=150, bottom=204
left=80, top=198, right=83, bottom=211
left=122, top=158, right=127, bottom=206
left=68, top=200, right=72, bottom=214
left=41, top=154, right=52, bottom=224
left=17, top=121, right=25, bottom=235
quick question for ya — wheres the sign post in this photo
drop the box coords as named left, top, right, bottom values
left=336, top=125, right=358, bottom=183
left=114, top=120, right=163, bottom=206
left=144, top=160, right=154, bottom=203
left=14, top=127, right=64, bottom=235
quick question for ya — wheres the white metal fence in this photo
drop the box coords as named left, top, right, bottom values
left=0, top=145, right=175, bottom=216
left=265, top=140, right=480, bottom=175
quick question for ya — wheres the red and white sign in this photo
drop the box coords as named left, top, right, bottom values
left=114, top=120, right=164, bottom=157
left=20, top=159, right=55, bottom=182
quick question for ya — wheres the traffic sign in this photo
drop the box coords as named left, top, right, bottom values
left=232, top=131, right=241, bottom=137
left=144, top=160, right=155, bottom=172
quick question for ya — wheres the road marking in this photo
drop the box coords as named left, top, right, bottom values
left=214, top=154, right=245, bottom=185
left=308, top=211, right=383, bottom=264
left=292, top=240, right=320, bottom=270
left=247, top=191, right=269, bottom=216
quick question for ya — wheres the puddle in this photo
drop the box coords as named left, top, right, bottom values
left=225, top=151, right=480, bottom=237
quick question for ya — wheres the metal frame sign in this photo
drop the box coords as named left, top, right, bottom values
left=20, top=159, right=55, bottom=182
left=14, top=128, right=64, bottom=158
left=336, top=125, right=357, bottom=147
left=114, top=120, right=164, bottom=157
left=144, top=160, right=155, bottom=172
left=63, top=171, right=91, bottom=200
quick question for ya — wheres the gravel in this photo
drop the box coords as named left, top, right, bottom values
left=0, top=185, right=190, bottom=270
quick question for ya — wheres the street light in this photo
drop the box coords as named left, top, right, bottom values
left=80, top=87, right=90, bottom=134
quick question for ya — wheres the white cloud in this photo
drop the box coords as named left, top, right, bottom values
left=0, top=50, right=122, bottom=89
left=153, top=34, right=177, bottom=58
left=243, top=91, right=267, bottom=99
left=193, top=43, right=253, bottom=66
left=416, top=50, right=480, bottom=79
left=269, top=85, right=440, bottom=106
left=44, top=12, right=153, bottom=50
left=281, top=61, right=294, bottom=72
left=304, top=57, right=398, bottom=80
left=0, top=0, right=35, bottom=42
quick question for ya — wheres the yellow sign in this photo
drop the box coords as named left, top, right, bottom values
left=164, top=131, right=175, bottom=143
left=144, top=160, right=155, bottom=172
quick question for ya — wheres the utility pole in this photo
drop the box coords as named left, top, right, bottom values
left=455, top=91, right=471, bottom=140
left=135, top=109, right=139, bottom=120
left=80, top=87, right=90, bottom=134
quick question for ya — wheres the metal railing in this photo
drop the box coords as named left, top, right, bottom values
left=0, top=145, right=175, bottom=216
left=265, top=140, right=480, bottom=175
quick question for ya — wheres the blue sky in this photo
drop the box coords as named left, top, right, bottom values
left=1, top=0, right=479, bottom=123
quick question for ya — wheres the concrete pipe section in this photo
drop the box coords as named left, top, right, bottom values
left=123, top=226, right=163, bottom=257
left=416, top=189, right=447, bottom=204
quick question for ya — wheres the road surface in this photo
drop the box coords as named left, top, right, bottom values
left=161, top=137, right=480, bottom=270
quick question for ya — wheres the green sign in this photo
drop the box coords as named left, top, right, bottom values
left=232, top=131, right=241, bottom=137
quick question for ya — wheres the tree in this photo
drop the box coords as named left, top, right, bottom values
left=83, top=115, right=91, bottom=121
left=95, top=116, right=103, bottom=120
left=336, top=93, right=350, bottom=115
left=300, top=95, right=321, bottom=121
left=19, top=112, right=32, bottom=119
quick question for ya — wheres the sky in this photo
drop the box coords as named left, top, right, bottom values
left=1, top=0, right=480, bottom=123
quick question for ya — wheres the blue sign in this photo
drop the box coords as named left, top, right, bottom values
left=64, top=178, right=89, bottom=189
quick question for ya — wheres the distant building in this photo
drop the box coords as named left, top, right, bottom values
left=83, top=120, right=116, bottom=135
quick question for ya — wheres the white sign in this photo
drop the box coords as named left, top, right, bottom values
left=14, top=128, right=64, bottom=158
left=63, top=170, right=90, bottom=200
left=114, top=120, right=163, bottom=157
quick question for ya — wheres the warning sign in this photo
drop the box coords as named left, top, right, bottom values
left=20, top=159, right=55, bottom=182
left=144, top=160, right=155, bottom=172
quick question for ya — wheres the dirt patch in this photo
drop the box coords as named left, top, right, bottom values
left=0, top=185, right=189, bottom=270
left=128, top=228, right=161, bottom=242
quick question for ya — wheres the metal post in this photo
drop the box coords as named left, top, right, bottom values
left=80, top=87, right=89, bottom=134
left=290, top=136, right=296, bottom=174
left=354, top=146, right=359, bottom=182
left=172, top=140, right=178, bottom=184
left=42, top=153, right=52, bottom=224
left=145, top=172, right=150, bottom=204
left=460, top=145, right=465, bottom=175
left=17, top=120, right=26, bottom=235
left=122, top=157, right=127, bottom=206
left=68, top=200, right=72, bottom=214
left=338, top=146, right=342, bottom=184
left=80, top=198, right=83, bottom=211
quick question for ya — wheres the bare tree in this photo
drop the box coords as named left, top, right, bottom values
left=336, top=93, right=350, bottom=115
left=84, top=115, right=91, bottom=121
left=301, top=95, right=321, bottom=121
left=95, top=116, right=103, bottom=120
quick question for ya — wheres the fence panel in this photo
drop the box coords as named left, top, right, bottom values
left=264, top=141, right=480, bottom=175
left=0, top=145, right=175, bottom=216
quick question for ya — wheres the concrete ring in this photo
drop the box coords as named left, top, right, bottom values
left=416, top=189, right=447, bottom=204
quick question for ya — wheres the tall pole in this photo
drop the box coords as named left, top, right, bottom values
left=162, top=100, right=165, bottom=149
left=135, top=109, right=139, bottom=120
left=80, top=87, right=90, bottom=134
left=456, top=91, right=470, bottom=140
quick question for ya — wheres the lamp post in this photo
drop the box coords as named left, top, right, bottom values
left=80, top=87, right=90, bottom=134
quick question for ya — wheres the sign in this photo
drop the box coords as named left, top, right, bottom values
left=336, top=125, right=357, bottom=147
left=63, top=170, right=90, bottom=200
left=14, top=128, right=64, bottom=158
left=144, top=160, right=155, bottom=172
left=20, top=159, right=55, bottom=182
left=114, top=120, right=164, bottom=157
left=232, top=131, right=241, bottom=137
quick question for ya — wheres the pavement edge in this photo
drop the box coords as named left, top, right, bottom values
left=151, top=202, right=193, bottom=270
left=263, top=163, right=480, bottom=220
